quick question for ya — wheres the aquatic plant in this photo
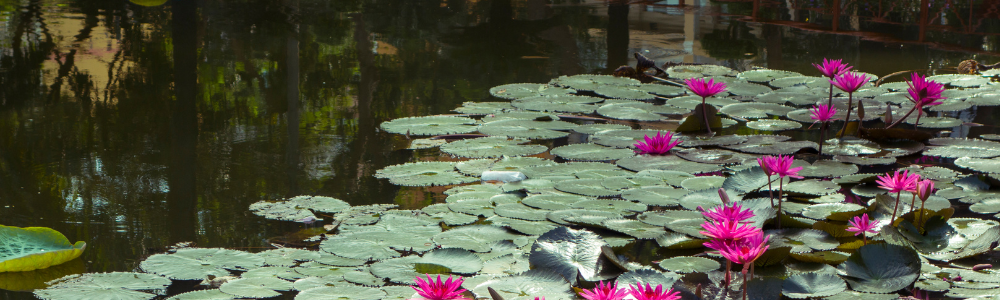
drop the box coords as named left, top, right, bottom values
left=830, top=71, right=870, bottom=138
left=809, top=104, right=837, bottom=155
left=719, top=231, right=769, bottom=300
left=633, top=131, right=682, bottom=155
left=0, top=225, right=86, bottom=273
left=628, top=283, right=681, bottom=300
left=412, top=274, right=471, bottom=300
left=846, top=213, right=879, bottom=245
left=876, top=170, right=920, bottom=225
left=887, top=73, right=946, bottom=129
left=759, top=154, right=802, bottom=228
left=684, top=77, right=727, bottom=134
left=813, top=58, right=853, bottom=108
left=913, top=179, right=935, bottom=226
left=578, top=281, right=628, bottom=300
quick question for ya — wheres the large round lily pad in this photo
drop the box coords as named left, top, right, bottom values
left=511, top=95, right=603, bottom=114
left=836, top=244, right=920, bottom=293
left=550, top=143, right=635, bottom=162
left=380, top=116, right=477, bottom=136
left=490, top=83, right=574, bottom=100
left=440, top=137, right=548, bottom=158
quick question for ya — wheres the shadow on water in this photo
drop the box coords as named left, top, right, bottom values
left=3, top=0, right=1000, bottom=298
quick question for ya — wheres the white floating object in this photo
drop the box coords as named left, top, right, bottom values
left=481, top=171, right=527, bottom=183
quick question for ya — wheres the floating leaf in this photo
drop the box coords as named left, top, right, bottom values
left=925, top=138, right=1000, bottom=158
left=615, top=269, right=681, bottom=289
left=555, top=179, right=622, bottom=197
left=486, top=216, right=559, bottom=236
left=140, top=248, right=265, bottom=280
left=836, top=244, right=920, bottom=293
left=380, top=116, right=478, bottom=136
left=746, top=120, right=802, bottom=131
left=617, top=155, right=723, bottom=173
left=658, top=256, right=719, bottom=274
left=904, top=116, right=963, bottom=128
left=479, top=119, right=577, bottom=140
left=440, top=137, right=548, bottom=158
left=490, top=83, right=574, bottom=100
left=0, top=226, right=87, bottom=273
left=572, top=124, right=633, bottom=135
left=550, top=143, right=635, bottom=162
left=528, top=227, right=609, bottom=285
left=595, top=86, right=656, bottom=101
left=767, top=229, right=839, bottom=253
left=319, top=232, right=434, bottom=261
left=601, top=219, right=666, bottom=239
left=955, top=157, right=1000, bottom=173
left=433, top=225, right=523, bottom=253
left=511, top=95, right=602, bottom=114
left=720, top=103, right=795, bottom=119
left=793, top=160, right=859, bottom=178
left=621, top=186, right=686, bottom=207
left=34, top=272, right=171, bottom=300
left=781, top=273, right=846, bottom=299
left=801, top=203, right=865, bottom=221
left=550, top=74, right=640, bottom=91
left=218, top=277, right=293, bottom=299
left=596, top=103, right=686, bottom=121
left=635, top=84, right=685, bottom=97
left=166, top=289, right=234, bottom=300
left=294, top=285, right=386, bottom=300
left=453, top=102, right=514, bottom=114
left=737, top=69, right=802, bottom=83
left=469, top=269, right=574, bottom=300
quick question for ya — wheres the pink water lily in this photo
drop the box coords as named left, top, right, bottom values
left=761, top=155, right=801, bottom=229
left=847, top=213, right=880, bottom=245
left=810, top=104, right=838, bottom=155
left=700, top=220, right=762, bottom=241
left=684, top=77, right=727, bottom=99
left=830, top=72, right=870, bottom=93
left=411, top=275, right=471, bottom=300
left=684, top=77, right=727, bottom=134
left=699, top=203, right=754, bottom=223
left=914, top=179, right=935, bottom=225
left=877, top=170, right=921, bottom=225
left=718, top=231, right=770, bottom=265
left=634, top=131, right=682, bottom=155
left=579, top=281, right=628, bottom=300
left=906, top=73, right=946, bottom=128
left=830, top=72, right=871, bottom=138
left=813, top=58, right=853, bottom=79
left=628, top=283, right=681, bottom=300
left=809, top=104, right=837, bottom=123
left=763, top=155, right=802, bottom=179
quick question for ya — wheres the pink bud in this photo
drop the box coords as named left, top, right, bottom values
left=916, top=179, right=934, bottom=202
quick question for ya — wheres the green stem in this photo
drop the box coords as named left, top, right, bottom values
left=890, top=190, right=902, bottom=226
left=777, top=178, right=784, bottom=229
left=767, top=175, right=774, bottom=207
left=702, top=97, right=713, bottom=135
left=839, top=92, right=854, bottom=139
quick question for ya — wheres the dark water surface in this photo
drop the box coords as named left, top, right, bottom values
left=2, top=0, right=1000, bottom=298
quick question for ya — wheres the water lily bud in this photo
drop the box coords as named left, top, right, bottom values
left=973, top=264, right=992, bottom=271
left=718, top=188, right=730, bottom=205
left=916, top=179, right=934, bottom=202
left=481, top=171, right=527, bottom=183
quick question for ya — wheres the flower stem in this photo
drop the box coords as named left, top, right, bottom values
left=725, top=260, right=731, bottom=290
left=909, top=193, right=918, bottom=214
left=914, top=110, right=923, bottom=130
left=777, top=179, right=784, bottom=229
left=742, top=268, right=748, bottom=300
left=766, top=175, right=774, bottom=207
left=818, top=122, right=827, bottom=155
left=702, top=97, right=713, bottom=135
left=839, top=92, right=854, bottom=139
left=863, top=234, right=867, bottom=246
left=827, top=83, right=834, bottom=108
left=886, top=105, right=918, bottom=129
left=918, top=200, right=926, bottom=231
left=891, top=190, right=902, bottom=226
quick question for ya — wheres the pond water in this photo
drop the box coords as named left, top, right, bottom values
left=2, top=0, right=1000, bottom=299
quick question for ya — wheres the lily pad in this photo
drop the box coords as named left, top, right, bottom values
left=550, top=74, right=640, bottom=91
left=294, top=285, right=386, bottom=300
left=433, top=225, right=523, bottom=253
left=836, top=243, right=920, bottom=293
left=621, top=186, right=686, bottom=207
left=601, top=219, right=666, bottom=239
left=140, top=248, right=265, bottom=280
left=555, top=179, right=622, bottom=197
left=595, top=86, right=656, bottom=101
left=490, top=83, right=574, bottom=100
left=781, top=273, right=846, bottom=299
left=596, top=102, right=687, bottom=121
left=550, top=143, right=635, bottom=162
left=218, top=277, right=294, bottom=299
left=738, top=69, right=802, bottom=83
left=511, top=95, right=602, bottom=114
left=529, top=227, right=609, bottom=285
left=440, top=137, right=548, bottom=158
left=746, top=120, right=802, bottom=131
left=380, top=116, right=477, bottom=136
left=720, top=103, right=795, bottom=119
left=0, top=226, right=87, bottom=272
left=34, top=272, right=171, bottom=300
left=469, top=269, right=574, bottom=300
left=319, top=232, right=434, bottom=261
left=657, top=256, right=719, bottom=274
left=617, top=155, right=723, bottom=173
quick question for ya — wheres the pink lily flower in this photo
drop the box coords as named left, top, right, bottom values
left=763, top=155, right=803, bottom=179
left=628, top=283, right=681, bottom=300
left=579, top=281, right=628, bottom=300
left=700, top=220, right=762, bottom=241
left=718, top=231, right=771, bottom=265
left=633, top=131, right=682, bottom=155
left=830, top=72, right=870, bottom=94
left=411, top=275, right=471, bottom=300
left=813, top=58, right=853, bottom=79
left=876, top=170, right=921, bottom=225
left=699, top=203, right=755, bottom=223
left=684, top=77, right=727, bottom=99
left=846, top=213, right=880, bottom=245
left=809, top=104, right=838, bottom=123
